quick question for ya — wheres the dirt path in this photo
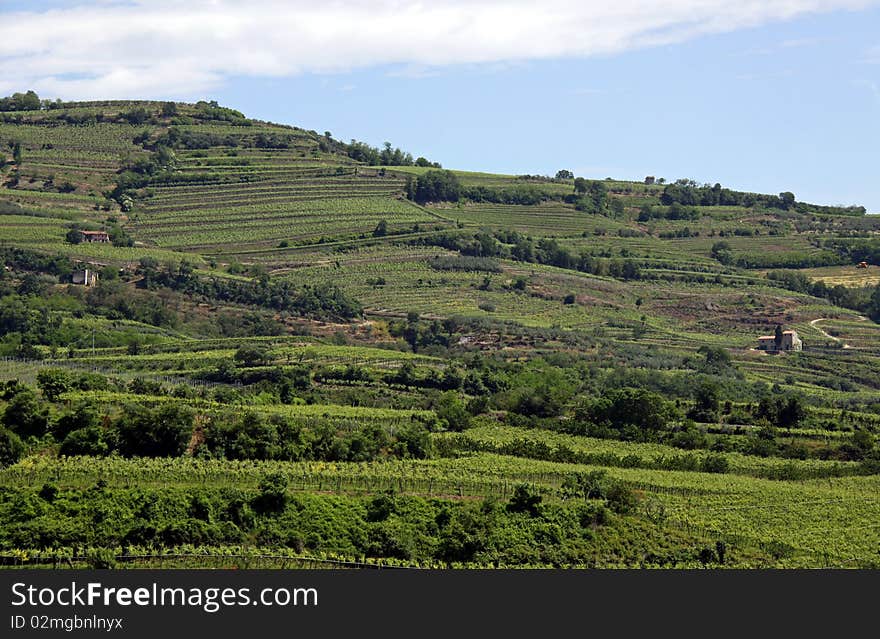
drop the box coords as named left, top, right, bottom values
left=810, top=318, right=852, bottom=349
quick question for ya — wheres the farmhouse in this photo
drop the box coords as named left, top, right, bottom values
left=72, top=268, right=99, bottom=286
left=757, top=330, right=802, bottom=352
left=81, top=230, right=110, bottom=243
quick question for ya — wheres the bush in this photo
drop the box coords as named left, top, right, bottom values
left=60, top=427, right=111, bottom=456
left=700, top=453, right=730, bottom=474
left=605, top=482, right=637, bottom=514
left=435, top=392, right=471, bottom=432
left=116, top=404, right=193, bottom=457
left=253, top=472, right=289, bottom=514
left=0, top=427, right=24, bottom=467
left=507, top=484, right=542, bottom=516
left=2, top=389, right=49, bottom=438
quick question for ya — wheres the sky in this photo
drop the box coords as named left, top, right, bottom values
left=1, top=0, right=879, bottom=212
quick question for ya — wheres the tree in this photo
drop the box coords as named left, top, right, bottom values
left=779, top=191, right=796, bottom=210
left=60, top=426, right=110, bottom=456
left=507, top=483, right=542, bottom=516
left=36, top=368, right=73, bottom=402
left=234, top=345, right=269, bottom=367
left=573, top=177, right=588, bottom=195
left=0, top=428, right=24, bottom=467
left=777, top=395, right=805, bottom=428
left=697, top=345, right=732, bottom=373
left=1, top=390, right=49, bottom=438
left=410, top=170, right=461, bottom=203
left=688, top=381, right=720, bottom=422
left=116, top=404, right=193, bottom=457
left=0, top=90, right=41, bottom=111
left=555, top=169, right=573, bottom=180
left=774, top=324, right=784, bottom=349
left=53, top=403, right=99, bottom=441
left=253, top=472, right=289, bottom=514
left=373, top=219, right=388, bottom=237
left=710, top=240, right=733, bottom=265
left=586, top=388, right=679, bottom=435
left=869, top=284, right=880, bottom=322
left=12, top=142, right=22, bottom=165
left=435, top=392, right=471, bottom=431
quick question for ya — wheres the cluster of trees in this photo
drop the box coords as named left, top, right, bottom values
left=405, top=170, right=462, bottom=203
left=154, top=128, right=242, bottom=150
left=0, top=252, right=178, bottom=356
left=826, top=238, right=880, bottom=266
left=638, top=202, right=700, bottom=222
left=191, top=100, right=248, bottom=124
left=428, top=255, right=502, bottom=273
left=659, top=180, right=797, bottom=210
left=767, top=269, right=880, bottom=320
left=572, top=178, right=610, bottom=214
left=463, top=184, right=548, bottom=205
left=710, top=240, right=845, bottom=270
left=106, top=145, right=177, bottom=204
left=0, top=91, right=41, bottom=112
left=136, top=258, right=363, bottom=320
left=0, top=375, right=433, bottom=465
left=416, top=230, right=642, bottom=281
left=332, top=138, right=440, bottom=168
left=206, top=413, right=432, bottom=463
left=0, top=480, right=668, bottom=566
left=660, top=180, right=865, bottom=216
left=574, top=388, right=679, bottom=441
left=405, top=170, right=559, bottom=206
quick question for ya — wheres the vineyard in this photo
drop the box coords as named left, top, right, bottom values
left=1, top=98, right=880, bottom=568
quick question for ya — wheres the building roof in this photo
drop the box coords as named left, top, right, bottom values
left=758, top=336, right=775, bottom=340
left=81, top=230, right=108, bottom=236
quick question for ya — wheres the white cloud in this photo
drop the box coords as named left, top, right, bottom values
left=0, top=0, right=877, bottom=99
left=855, top=79, right=880, bottom=104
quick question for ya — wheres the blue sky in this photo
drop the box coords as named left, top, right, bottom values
left=1, top=1, right=878, bottom=211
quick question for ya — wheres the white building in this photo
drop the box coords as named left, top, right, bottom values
left=757, top=330, right=802, bottom=352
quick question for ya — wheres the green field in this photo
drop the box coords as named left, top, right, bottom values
left=1, top=98, right=880, bottom=569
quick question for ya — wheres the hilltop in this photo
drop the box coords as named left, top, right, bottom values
left=1, top=95, right=880, bottom=568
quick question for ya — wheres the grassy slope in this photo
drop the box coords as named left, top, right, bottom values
left=1, top=100, right=880, bottom=567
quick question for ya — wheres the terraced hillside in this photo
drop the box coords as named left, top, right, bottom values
left=1, top=97, right=880, bottom=568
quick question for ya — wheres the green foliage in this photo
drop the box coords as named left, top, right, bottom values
left=2, top=389, right=49, bottom=438
left=116, top=403, right=193, bottom=457
left=234, top=345, right=269, bottom=367
left=60, top=426, right=111, bottom=457
left=373, top=219, right=388, bottom=237
left=582, top=388, right=679, bottom=437
left=507, top=484, right=542, bottom=516
left=254, top=472, right=289, bottom=514
left=36, top=368, right=73, bottom=402
left=409, top=170, right=461, bottom=204
left=688, top=381, right=720, bottom=422
left=0, top=427, right=24, bottom=467
left=0, top=90, right=41, bottom=112
left=435, top=392, right=471, bottom=432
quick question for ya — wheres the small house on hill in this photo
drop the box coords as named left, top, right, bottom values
left=81, top=230, right=110, bottom=243
left=72, top=268, right=99, bottom=286
left=757, top=330, right=802, bottom=352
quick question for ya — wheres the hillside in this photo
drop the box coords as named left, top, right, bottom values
left=1, top=96, right=880, bottom=568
